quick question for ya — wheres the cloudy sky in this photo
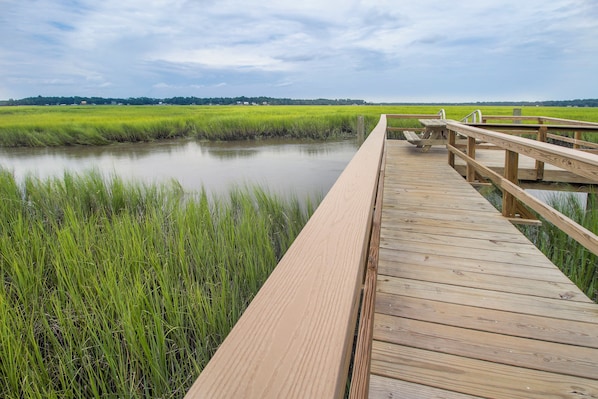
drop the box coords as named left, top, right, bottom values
left=1, top=0, right=597, bottom=102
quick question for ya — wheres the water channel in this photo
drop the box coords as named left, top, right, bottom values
left=0, top=137, right=360, bottom=201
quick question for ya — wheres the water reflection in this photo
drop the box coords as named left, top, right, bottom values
left=0, top=137, right=359, bottom=199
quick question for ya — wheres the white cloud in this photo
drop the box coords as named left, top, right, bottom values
left=151, top=48, right=290, bottom=72
left=0, top=0, right=596, bottom=101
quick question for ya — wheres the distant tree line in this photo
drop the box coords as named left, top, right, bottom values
left=0, top=95, right=367, bottom=106
left=384, top=99, right=598, bottom=107
left=2, top=96, right=597, bottom=107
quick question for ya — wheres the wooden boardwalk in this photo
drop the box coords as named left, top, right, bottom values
left=369, top=140, right=598, bottom=398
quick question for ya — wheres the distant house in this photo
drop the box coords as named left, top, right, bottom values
left=80, top=101, right=87, bottom=105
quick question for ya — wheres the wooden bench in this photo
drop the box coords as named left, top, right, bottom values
left=402, top=130, right=422, bottom=144
left=401, top=119, right=451, bottom=152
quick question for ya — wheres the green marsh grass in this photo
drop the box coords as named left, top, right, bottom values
left=2, top=105, right=598, bottom=147
left=0, top=170, right=314, bottom=398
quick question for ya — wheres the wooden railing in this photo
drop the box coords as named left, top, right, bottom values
left=446, top=121, right=598, bottom=256
left=481, top=114, right=598, bottom=126
left=469, top=113, right=598, bottom=151
left=185, top=115, right=387, bottom=398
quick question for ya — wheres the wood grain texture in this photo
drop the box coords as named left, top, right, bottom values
left=349, top=138, right=386, bottom=399
left=371, top=140, right=598, bottom=399
left=376, top=293, right=598, bottom=348
left=369, top=375, right=484, bottom=399
left=185, top=116, right=386, bottom=398
left=371, top=342, right=598, bottom=399
left=374, top=313, right=598, bottom=379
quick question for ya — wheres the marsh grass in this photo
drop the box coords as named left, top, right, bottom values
left=479, top=186, right=597, bottom=301
left=0, top=170, right=314, bottom=398
left=2, top=105, right=597, bottom=148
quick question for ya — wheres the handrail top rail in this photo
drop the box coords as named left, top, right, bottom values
left=481, top=115, right=598, bottom=127
left=446, top=121, right=598, bottom=181
left=465, top=122, right=598, bottom=132
left=461, top=109, right=483, bottom=123
left=185, top=115, right=387, bottom=399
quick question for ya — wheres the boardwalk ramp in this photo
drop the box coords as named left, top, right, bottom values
left=370, top=140, right=598, bottom=398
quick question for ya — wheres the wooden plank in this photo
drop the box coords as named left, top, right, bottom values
left=378, top=249, right=571, bottom=281
left=185, top=115, right=386, bottom=398
left=369, top=375, right=484, bottom=399
left=419, top=118, right=448, bottom=127
left=384, top=191, right=497, bottom=207
left=375, top=293, right=598, bottom=348
left=374, top=314, right=598, bottom=379
left=379, top=238, right=555, bottom=267
left=378, top=260, right=590, bottom=301
left=371, top=342, right=598, bottom=399
left=376, top=276, right=598, bottom=323
left=379, top=212, right=523, bottom=235
left=402, top=130, right=422, bottom=143
left=382, top=207, right=508, bottom=225
left=382, top=229, right=543, bottom=255
left=382, top=221, right=538, bottom=244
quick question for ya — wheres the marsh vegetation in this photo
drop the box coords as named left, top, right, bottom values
left=0, top=170, right=315, bottom=397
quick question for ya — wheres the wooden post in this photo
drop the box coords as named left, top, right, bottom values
left=466, top=136, right=476, bottom=182
left=535, top=125, right=547, bottom=180
left=513, top=108, right=522, bottom=124
left=448, top=130, right=456, bottom=167
left=357, top=116, right=365, bottom=143
left=574, top=131, right=582, bottom=149
left=503, top=150, right=519, bottom=218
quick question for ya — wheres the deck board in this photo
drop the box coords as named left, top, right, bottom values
left=370, top=141, right=598, bottom=398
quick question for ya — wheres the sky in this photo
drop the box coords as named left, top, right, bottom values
left=1, top=0, right=597, bottom=103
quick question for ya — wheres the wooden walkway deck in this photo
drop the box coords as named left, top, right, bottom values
left=370, top=140, right=598, bottom=398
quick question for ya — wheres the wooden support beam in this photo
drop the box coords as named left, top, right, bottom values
left=503, top=150, right=519, bottom=218
left=448, top=130, right=456, bottom=168
left=574, top=131, right=582, bottom=149
left=535, top=126, right=547, bottom=180
left=466, top=136, right=476, bottom=182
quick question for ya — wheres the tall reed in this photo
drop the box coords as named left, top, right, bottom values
left=0, top=170, right=314, bottom=398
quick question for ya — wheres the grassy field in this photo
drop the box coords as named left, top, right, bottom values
left=1, top=104, right=598, bottom=147
left=0, top=170, right=314, bottom=398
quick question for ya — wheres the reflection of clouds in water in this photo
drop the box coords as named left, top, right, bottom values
left=0, top=138, right=197, bottom=161
left=0, top=137, right=360, bottom=201
left=199, top=138, right=357, bottom=160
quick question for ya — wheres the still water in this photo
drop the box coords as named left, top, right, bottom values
left=0, top=138, right=360, bottom=199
